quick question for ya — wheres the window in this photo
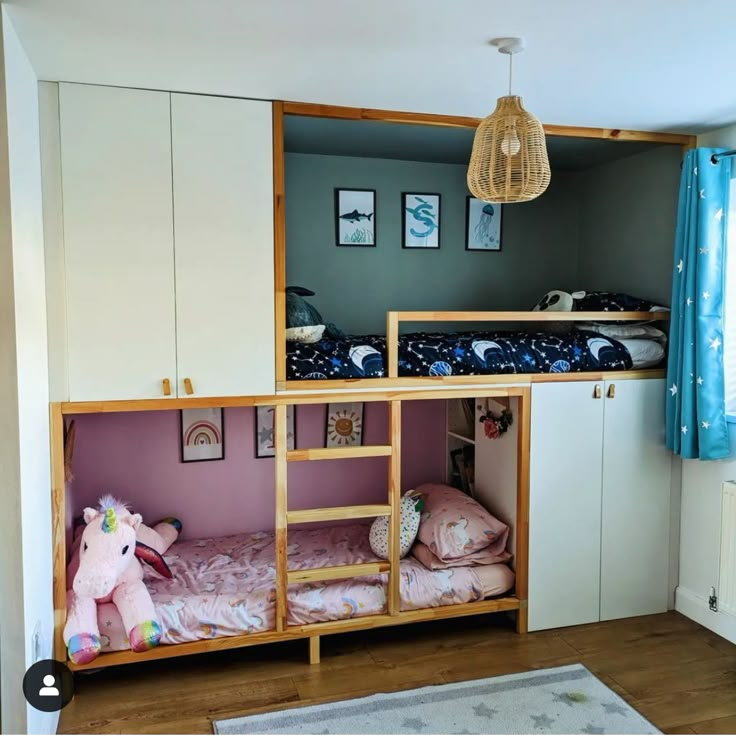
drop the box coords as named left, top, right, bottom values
left=725, top=177, right=736, bottom=418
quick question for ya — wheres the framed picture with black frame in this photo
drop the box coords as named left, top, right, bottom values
left=402, top=192, right=441, bottom=249
left=255, top=405, right=296, bottom=458
left=180, top=408, right=225, bottom=463
left=465, top=195, right=502, bottom=251
left=334, top=188, right=376, bottom=247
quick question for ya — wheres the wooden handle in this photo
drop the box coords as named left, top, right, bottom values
left=607, top=384, right=616, bottom=399
left=593, top=384, right=602, bottom=399
left=162, top=378, right=171, bottom=396
left=183, top=378, right=194, bottom=395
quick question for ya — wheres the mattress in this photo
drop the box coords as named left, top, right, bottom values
left=286, top=330, right=634, bottom=380
left=96, top=524, right=515, bottom=652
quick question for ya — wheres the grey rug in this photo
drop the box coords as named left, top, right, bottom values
left=213, top=663, right=659, bottom=735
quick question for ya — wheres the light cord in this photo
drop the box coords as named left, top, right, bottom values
left=508, top=53, right=513, bottom=95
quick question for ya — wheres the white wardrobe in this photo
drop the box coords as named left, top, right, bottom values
left=528, top=378, right=672, bottom=630
left=42, top=83, right=275, bottom=402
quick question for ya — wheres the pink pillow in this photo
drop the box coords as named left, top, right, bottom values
left=411, top=541, right=512, bottom=570
left=415, top=483, right=510, bottom=560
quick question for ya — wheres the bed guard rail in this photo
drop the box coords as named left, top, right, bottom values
left=384, top=310, right=671, bottom=379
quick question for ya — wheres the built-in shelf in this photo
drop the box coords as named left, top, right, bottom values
left=447, top=431, right=475, bottom=445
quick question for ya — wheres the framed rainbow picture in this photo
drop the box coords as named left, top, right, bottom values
left=180, top=408, right=225, bottom=463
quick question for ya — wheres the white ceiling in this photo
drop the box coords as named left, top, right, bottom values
left=6, top=0, right=736, bottom=133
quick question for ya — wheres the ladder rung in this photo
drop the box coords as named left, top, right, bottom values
left=287, top=561, right=390, bottom=584
left=287, top=505, right=391, bottom=525
left=287, top=445, right=392, bottom=462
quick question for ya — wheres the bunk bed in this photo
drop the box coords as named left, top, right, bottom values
left=287, top=311, right=670, bottom=382
left=45, top=96, right=688, bottom=673
left=285, top=310, right=671, bottom=388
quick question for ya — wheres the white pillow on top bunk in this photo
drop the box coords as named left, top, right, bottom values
left=369, top=491, right=424, bottom=559
left=285, top=324, right=325, bottom=343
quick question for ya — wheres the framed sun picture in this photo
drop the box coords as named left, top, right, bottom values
left=402, top=192, right=441, bottom=248
left=335, top=188, right=376, bottom=247
left=325, top=402, right=364, bottom=447
left=180, top=408, right=225, bottom=463
left=465, top=196, right=502, bottom=251
left=255, top=405, right=296, bottom=458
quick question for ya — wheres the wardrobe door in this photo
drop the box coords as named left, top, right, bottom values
left=600, top=378, right=671, bottom=620
left=59, top=84, right=176, bottom=401
left=171, top=94, right=275, bottom=398
left=528, top=382, right=604, bottom=631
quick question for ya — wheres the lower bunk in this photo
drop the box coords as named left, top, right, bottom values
left=91, top=522, right=516, bottom=660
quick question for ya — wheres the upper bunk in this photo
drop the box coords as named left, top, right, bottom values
left=275, top=102, right=683, bottom=392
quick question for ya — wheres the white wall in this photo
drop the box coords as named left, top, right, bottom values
left=0, top=8, right=55, bottom=735
left=675, top=125, right=736, bottom=644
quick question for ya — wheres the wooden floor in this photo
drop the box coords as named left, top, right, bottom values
left=59, top=611, right=736, bottom=734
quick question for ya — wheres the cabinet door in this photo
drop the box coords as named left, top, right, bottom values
left=528, top=382, right=604, bottom=631
left=171, top=94, right=275, bottom=398
left=59, top=84, right=176, bottom=401
left=600, top=378, right=671, bottom=620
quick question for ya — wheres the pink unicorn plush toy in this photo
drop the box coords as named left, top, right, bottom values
left=63, top=495, right=181, bottom=664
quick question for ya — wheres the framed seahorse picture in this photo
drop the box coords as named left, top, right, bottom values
left=402, top=192, right=441, bottom=249
left=465, top=196, right=502, bottom=251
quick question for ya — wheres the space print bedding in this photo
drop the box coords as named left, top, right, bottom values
left=95, top=523, right=515, bottom=652
left=286, top=329, right=662, bottom=380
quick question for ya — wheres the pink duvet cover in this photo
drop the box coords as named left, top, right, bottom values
left=96, top=524, right=514, bottom=653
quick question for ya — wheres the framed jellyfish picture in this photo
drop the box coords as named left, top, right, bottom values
left=465, top=196, right=502, bottom=251
left=180, top=408, right=225, bottom=463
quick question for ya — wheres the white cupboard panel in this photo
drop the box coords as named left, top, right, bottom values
left=600, top=378, right=671, bottom=620
left=59, top=84, right=176, bottom=401
left=528, top=382, right=604, bottom=631
left=171, top=94, right=275, bottom=398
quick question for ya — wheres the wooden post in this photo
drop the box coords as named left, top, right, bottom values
left=515, top=388, right=531, bottom=634
left=50, top=403, right=67, bottom=661
left=388, top=400, right=402, bottom=615
left=308, top=635, right=320, bottom=665
left=274, top=403, right=288, bottom=631
left=386, top=311, right=399, bottom=379
left=273, top=101, right=287, bottom=390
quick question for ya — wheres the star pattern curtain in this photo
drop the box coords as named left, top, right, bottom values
left=666, top=147, right=731, bottom=460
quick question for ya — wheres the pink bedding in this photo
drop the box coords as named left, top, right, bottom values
left=96, top=523, right=514, bottom=653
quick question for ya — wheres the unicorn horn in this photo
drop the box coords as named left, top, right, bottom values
left=102, top=505, right=118, bottom=534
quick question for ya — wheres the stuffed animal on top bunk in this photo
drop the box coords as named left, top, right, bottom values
left=286, top=285, right=344, bottom=343
left=63, top=494, right=182, bottom=665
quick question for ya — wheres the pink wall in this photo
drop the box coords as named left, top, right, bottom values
left=67, top=401, right=447, bottom=539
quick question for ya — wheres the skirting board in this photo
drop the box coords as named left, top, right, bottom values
left=676, top=586, right=736, bottom=645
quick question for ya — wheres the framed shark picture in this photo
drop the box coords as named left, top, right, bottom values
left=335, top=188, right=376, bottom=246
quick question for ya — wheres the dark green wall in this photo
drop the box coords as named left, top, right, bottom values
left=285, top=153, right=580, bottom=334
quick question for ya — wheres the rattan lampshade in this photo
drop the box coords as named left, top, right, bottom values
left=467, top=94, right=550, bottom=203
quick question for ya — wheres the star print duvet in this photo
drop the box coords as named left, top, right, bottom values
left=94, top=524, right=515, bottom=652
left=286, top=330, right=633, bottom=380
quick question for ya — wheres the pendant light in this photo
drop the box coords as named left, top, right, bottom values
left=467, top=37, right=550, bottom=203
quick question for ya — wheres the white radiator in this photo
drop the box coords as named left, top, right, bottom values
left=718, top=481, right=736, bottom=617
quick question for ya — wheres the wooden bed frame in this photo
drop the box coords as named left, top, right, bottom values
left=47, top=98, right=687, bottom=672
left=274, top=99, right=692, bottom=391
left=51, top=385, right=531, bottom=671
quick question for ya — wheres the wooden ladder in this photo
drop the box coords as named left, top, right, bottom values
left=273, top=401, right=402, bottom=633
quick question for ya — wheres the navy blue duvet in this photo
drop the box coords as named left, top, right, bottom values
left=286, top=330, right=633, bottom=380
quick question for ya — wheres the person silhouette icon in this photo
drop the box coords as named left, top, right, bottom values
left=24, top=659, right=74, bottom=711
left=39, top=674, right=60, bottom=697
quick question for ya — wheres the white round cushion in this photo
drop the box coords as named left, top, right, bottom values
left=369, top=492, right=424, bottom=559
left=285, top=324, right=325, bottom=343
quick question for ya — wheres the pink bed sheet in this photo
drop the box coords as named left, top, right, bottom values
left=96, top=524, right=514, bottom=653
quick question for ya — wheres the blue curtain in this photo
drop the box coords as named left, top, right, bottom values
left=666, top=147, right=731, bottom=460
